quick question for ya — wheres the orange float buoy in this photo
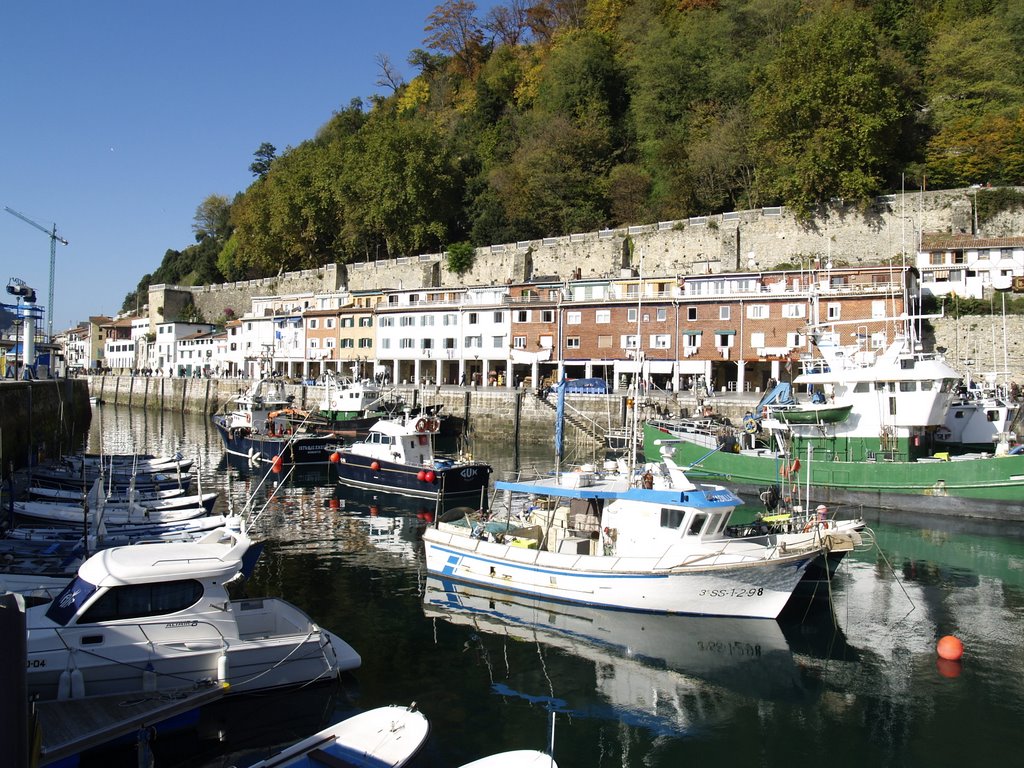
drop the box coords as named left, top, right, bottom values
left=370, top=461, right=380, bottom=471
left=422, top=511, right=434, bottom=523
left=937, top=635, right=964, bottom=661
left=271, top=455, right=283, bottom=473
left=425, top=470, right=436, bottom=483
left=329, top=451, right=341, bottom=464
left=369, top=505, right=379, bottom=517
left=328, top=498, right=340, bottom=509
left=417, top=470, right=427, bottom=482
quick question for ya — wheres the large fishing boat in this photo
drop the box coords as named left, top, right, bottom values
left=645, top=323, right=1024, bottom=521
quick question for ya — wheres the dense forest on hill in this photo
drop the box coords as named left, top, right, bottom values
left=121, top=0, right=1024, bottom=314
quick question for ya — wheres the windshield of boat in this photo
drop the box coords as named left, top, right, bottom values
left=45, top=576, right=100, bottom=626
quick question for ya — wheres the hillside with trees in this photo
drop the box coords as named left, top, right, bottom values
left=122, top=0, right=1024, bottom=313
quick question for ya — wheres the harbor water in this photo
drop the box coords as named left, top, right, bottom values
left=73, top=405, right=1024, bottom=768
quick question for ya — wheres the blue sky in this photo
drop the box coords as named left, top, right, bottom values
left=1, top=1, right=497, bottom=334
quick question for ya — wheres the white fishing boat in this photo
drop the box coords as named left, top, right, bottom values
left=62, top=452, right=194, bottom=474
left=248, top=704, right=429, bottom=768
left=25, top=526, right=361, bottom=701
left=422, top=453, right=849, bottom=618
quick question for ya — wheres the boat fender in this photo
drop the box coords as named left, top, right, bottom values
left=143, top=663, right=157, bottom=692
left=70, top=667, right=85, bottom=699
left=217, top=653, right=229, bottom=684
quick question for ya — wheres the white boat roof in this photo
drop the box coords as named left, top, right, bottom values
left=78, top=529, right=250, bottom=586
left=370, top=418, right=417, bottom=437
left=458, top=751, right=558, bottom=768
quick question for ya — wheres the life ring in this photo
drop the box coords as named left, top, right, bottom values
left=742, top=415, right=757, bottom=434
left=430, top=418, right=440, bottom=432
left=415, top=418, right=427, bottom=432
left=802, top=521, right=815, bottom=533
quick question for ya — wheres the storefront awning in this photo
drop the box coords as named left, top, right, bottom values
left=646, top=361, right=674, bottom=373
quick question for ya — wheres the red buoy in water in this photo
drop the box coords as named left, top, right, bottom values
left=328, top=498, right=340, bottom=509
left=417, top=470, right=427, bottom=482
left=369, top=505, right=379, bottom=517
left=937, top=635, right=964, bottom=661
left=422, top=511, right=434, bottom=523
left=370, top=461, right=380, bottom=471
left=425, top=470, right=436, bottom=483
left=329, top=451, right=341, bottom=464
left=271, top=455, right=283, bottom=473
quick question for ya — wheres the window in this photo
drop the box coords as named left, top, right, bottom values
left=400, top=316, right=415, bottom=327
left=513, top=336, right=527, bottom=349
left=715, top=333, right=734, bottom=347
left=650, top=334, right=670, bottom=349
left=627, top=308, right=638, bottom=322
left=468, top=312, right=479, bottom=325
left=400, top=338, right=415, bottom=349
left=308, top=319, right=318, bottom=330
left=872, top=300, right=886, bottom=319
left=751, top=332, right=765, bottom=347
left=359, top=316, right=373, bottom=327
left=871, top=332, right=887, bottom=349
left=566, top=311, right=581, bottom=325
left=493, top=311, right=504, bottom=323
left=786, top=332, right=803, bottom=347
left=597, top=335, right=612, bottom=348
left=660, top=508, right=685, bottom=529
left=621, top=335, right=638, bottom=349
left=443, top=314, right=458, bottom=326
left=443, top=338, right=456, bottom=349
left=326, top=318, right=335, bottom=329
left=325, top=338, right=336, bottom=349
left=827, top=303, right=841, bottom=320
left=567, top=336, right=581, bottom=349
left=656, top=308, right=667, bottom=322
left=421, top=339, right=434, bottom=350
left=686, top=513, right=708, bottom=536
left=514, top=309, right=530, bottom=323
left=308, top=338, right=319, bottom=349
left=687, top=306, right=697, bottom=321
left=465, top=335, right=482, bottom=348
left=77, top=579, right=204, bottom=624
left=595, top=310, right=610, bottom=324
left=421, top=316, right=434, bottom=326
left=358, top=338, right=372, bottom=348
left=492, top=335, right=505, bottom=348
left=379, top=317, right=394, bottom=327
left=930, top=252, right=945, bottom=265
left=746, top=305, right=769, bottom=319
left=539, top=335, right=553, bottom=349
left=540, top=310, right=554, bottom=323
left=342, top=338, right=355, bottom=348
left=781, top=303, right=805, bottom=319
left=719, top=306, right=731, bottom=320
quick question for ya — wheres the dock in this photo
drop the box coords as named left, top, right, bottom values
left=34, top=684, right=226, bottom=765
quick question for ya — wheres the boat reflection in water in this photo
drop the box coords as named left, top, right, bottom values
left=422, top=576, right=807, bottom=735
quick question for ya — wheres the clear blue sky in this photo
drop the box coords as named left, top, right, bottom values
left=1, top=1, right=497, bottom=335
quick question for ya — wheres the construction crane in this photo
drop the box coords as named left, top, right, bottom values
left=4, top=206, right=68, bottom=341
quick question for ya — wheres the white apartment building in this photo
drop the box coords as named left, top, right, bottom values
left=917, top=235, right=1024, bottom=299
left=153, top=322, right=215, bottom=376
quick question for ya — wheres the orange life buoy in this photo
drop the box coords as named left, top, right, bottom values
left=803, top=521, right=815, bottom=533
left=415, top=418, right=427, bottom=432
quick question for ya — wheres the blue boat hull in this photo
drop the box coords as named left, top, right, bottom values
left=335, top=453, right=490, bottom=501
left=212, top=419, right=333, bottom=465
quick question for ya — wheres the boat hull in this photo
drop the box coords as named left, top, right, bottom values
left=212, top=418, right=333, bottom=465
left=335, top=453, right=491, bottom=502
left=422, top=527, right=812, bottom=619
left=25, top=599, right=360, bottom=701
left=644, top=423, right=1024, bottom=521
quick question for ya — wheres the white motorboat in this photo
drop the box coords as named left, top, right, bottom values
left=248, top=704, right=429, bottom=768
left=25, top=526, right=361, bottom=701
left=422, top=456, right=854, bottom=619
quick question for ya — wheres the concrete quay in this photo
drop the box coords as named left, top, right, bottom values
left=84, top=374, right=761, bottom=447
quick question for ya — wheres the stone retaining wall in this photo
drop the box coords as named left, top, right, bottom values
left=0, top=379, right=91, bottom=475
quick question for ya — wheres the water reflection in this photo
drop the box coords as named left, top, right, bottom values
left=74, top=406, right=1024, bottom=767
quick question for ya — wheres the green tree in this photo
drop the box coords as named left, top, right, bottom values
left=249, top=142, right=277, bottom=179
left=749, top=7, right=909, bottom=216
left=445, top=241, right=476, bottom=275
left=193, top=194, right=232, bottom=243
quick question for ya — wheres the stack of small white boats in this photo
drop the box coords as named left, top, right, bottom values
left=2, top=452, right=225, bottom=596
left=24, top=524, right=361, bottom=701
left=423, top=454, right=864, bottom=619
